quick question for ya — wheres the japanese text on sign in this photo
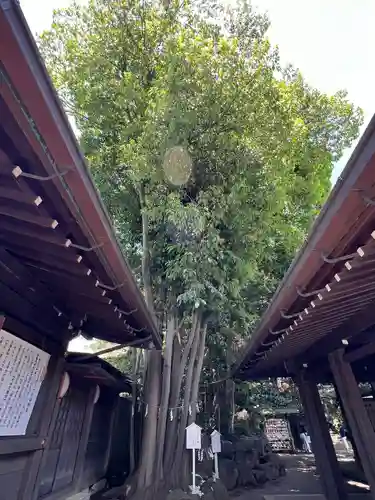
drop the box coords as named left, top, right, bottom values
left=0, top=329, right=50, bottom=436
left=186, top=422, right=202, bottom=450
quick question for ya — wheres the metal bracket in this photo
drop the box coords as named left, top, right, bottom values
left=70, top=241, right=105, bottom=252
left=12, top=165, right=74, bottom=181
left=321, top=251, right=357, bottom=264
left=269, top=327, right=288, bottom=336
left=261, top=338, right=275, bottom=347
left=296, top=286, right=325, bottom=298
left=117, top=307, right=138, bottom=316
left=361, top=193, right=375, bottom=206
left=96, top=280, right=125, bottom=291
left=130, top=326, right=146, bottom=333
left=280, top=309, right=304, bottom=319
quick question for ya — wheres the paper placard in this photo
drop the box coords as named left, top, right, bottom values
left=186, top=422, right=202, bottom=450
left=211, top=429, right=221, bottom=453
left=0, top=329, right=50, bottom=436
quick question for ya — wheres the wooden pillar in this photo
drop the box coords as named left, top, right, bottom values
left=333, top=380, right=362, bottom=469
left=295, top=368, right=347, bottom=500
left=330, top=349, right=375, bottom=498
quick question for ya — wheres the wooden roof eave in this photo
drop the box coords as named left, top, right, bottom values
left=234, top=113, right=375, bottom=379
left=0, top=0, right=161, bottom=349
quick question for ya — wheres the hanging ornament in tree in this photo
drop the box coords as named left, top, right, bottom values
left=196, top=402, right=200, bottom=413
left=189, top=405, right=192, bottom=416
left=163, top=145, right=192, bottom=186
left=170, top=409, right=174, bottom=421
left=145, top=404, right=149, bottom=417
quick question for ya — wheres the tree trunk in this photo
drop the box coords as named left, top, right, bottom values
left=173, top=319, right=202, bottom=485
left=137, top=183, right=161, bottom=490
left=164, top=310, right=201, bottom=471
left=189, top=323, right=207, bottom=423
left=155, top=314, right=175, bottom=480
left=137, top=349, right=162, bottom=489
left=130, top=348, right=141, bottom=474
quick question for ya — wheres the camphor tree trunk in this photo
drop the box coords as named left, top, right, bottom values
left=132, top=186, right=209, bottom=498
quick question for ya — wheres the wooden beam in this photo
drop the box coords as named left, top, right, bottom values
left=300, top=301, right=375, bottom=364
left=0, top=230, right=76, bottom=261
left=22, top=254, right=93, bottom=280
left=0, top=247, right=69, bottom=327
left=0, top=185, right=42, bottom=206
left=0, top=218, right=70, bottom=247
left=0, top=280, right=66, bottom=342
left=72, top=385, right=96, bottom=490
left=345, top=340, right=375, bottom=363
left=294, top=368, right=347, bottom=500
left=0, top=204, right=58, bottom=228
left=329, top=348, right=375, bottom=498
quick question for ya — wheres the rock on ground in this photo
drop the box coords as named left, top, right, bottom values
left=218, top=459, right=239, bottom=491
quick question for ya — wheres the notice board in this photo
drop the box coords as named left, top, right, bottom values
left=0, top=329, right=50, bottom=436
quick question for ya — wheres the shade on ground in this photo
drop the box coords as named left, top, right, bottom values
left=233, top=453, right=371, bottom=500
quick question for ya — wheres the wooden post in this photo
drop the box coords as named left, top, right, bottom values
left=295, top=368, right=347, bottom=500
left=330, top=349, right=375, bottom=498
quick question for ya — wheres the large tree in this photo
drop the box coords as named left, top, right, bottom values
left=39, top=0, right=362, bottom=496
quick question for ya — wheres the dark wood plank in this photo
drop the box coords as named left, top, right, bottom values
left=329, top=348, right=375, bottom=499
left=3, top=316, right=63, bottom=356
left=0, top=437, right=44, bottom=456
left=0, top=249, right=68, bottom=331
left=72, top=386, right=96, bottom=490
left=0, top=185, right=42, bottom=206
left=301, top=301, right=375, bottom=363
left=0, top=203, right=58, bottom=228
left=345, top=340, right=375, bottom=363
left=295, top=367, right=347, bottom=500
left=103, top=397, right=118, bottom=474
left=0, top=280, right=64, bottom=341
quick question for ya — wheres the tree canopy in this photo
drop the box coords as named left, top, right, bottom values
left=39, top=0, right=363, bottom=494
left=39, top=0, right=362, bottom=334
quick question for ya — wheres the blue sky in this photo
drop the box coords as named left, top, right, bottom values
left=20, top=0, right=375, bottom=185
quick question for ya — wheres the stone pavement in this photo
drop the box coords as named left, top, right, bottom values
left=232, top=454, right=321, bottom=500
left=232, top=452, right=371, bottom=500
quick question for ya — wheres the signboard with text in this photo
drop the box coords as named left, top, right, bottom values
left=186, top=422, right=202, bottom=450
left=0, top=329, right=50, bottom=436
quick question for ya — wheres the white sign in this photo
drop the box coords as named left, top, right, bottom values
left=186, top=422, right=202, bottom=450
left=0, top=329, right=50, bottom=436
left=211, top=429, right=221, bottom=454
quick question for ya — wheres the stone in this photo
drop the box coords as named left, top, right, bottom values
left=166, top=489, right=195, bottom=500
left=266, top=453, right=282, bottom=465
left=279, top=463, right=287, bottom=476
left=257, top=462, right=280, bottom=481
left=218, top=459, right=238, bottom=491
left=252, top=468, right=268, bottom=485
left=201, top=479, right=216, bottom=495
left=221, top=440, right=234, bottom=459
left=196, top=458, right=214, bottom=479
left=236, top=462, right=257, bottom=487
left=211, top=479, right=230, bottom=500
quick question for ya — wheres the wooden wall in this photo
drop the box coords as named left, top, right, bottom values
left=0, top=318, right=65, bottom=500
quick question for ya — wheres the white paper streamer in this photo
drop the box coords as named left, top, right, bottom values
left=145, top=404, right=148, bottom=417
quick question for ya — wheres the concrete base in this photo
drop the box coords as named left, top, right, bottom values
left=263, top=496, right=325, bottom=500
left=65, top=490, right=90, bottom=500
left=263, top=495, right=369, bottom=500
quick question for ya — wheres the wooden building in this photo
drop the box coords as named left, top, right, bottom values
left=234, top=113, right=375, bottom=500
left=0, top=1, right=161, bottom=499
